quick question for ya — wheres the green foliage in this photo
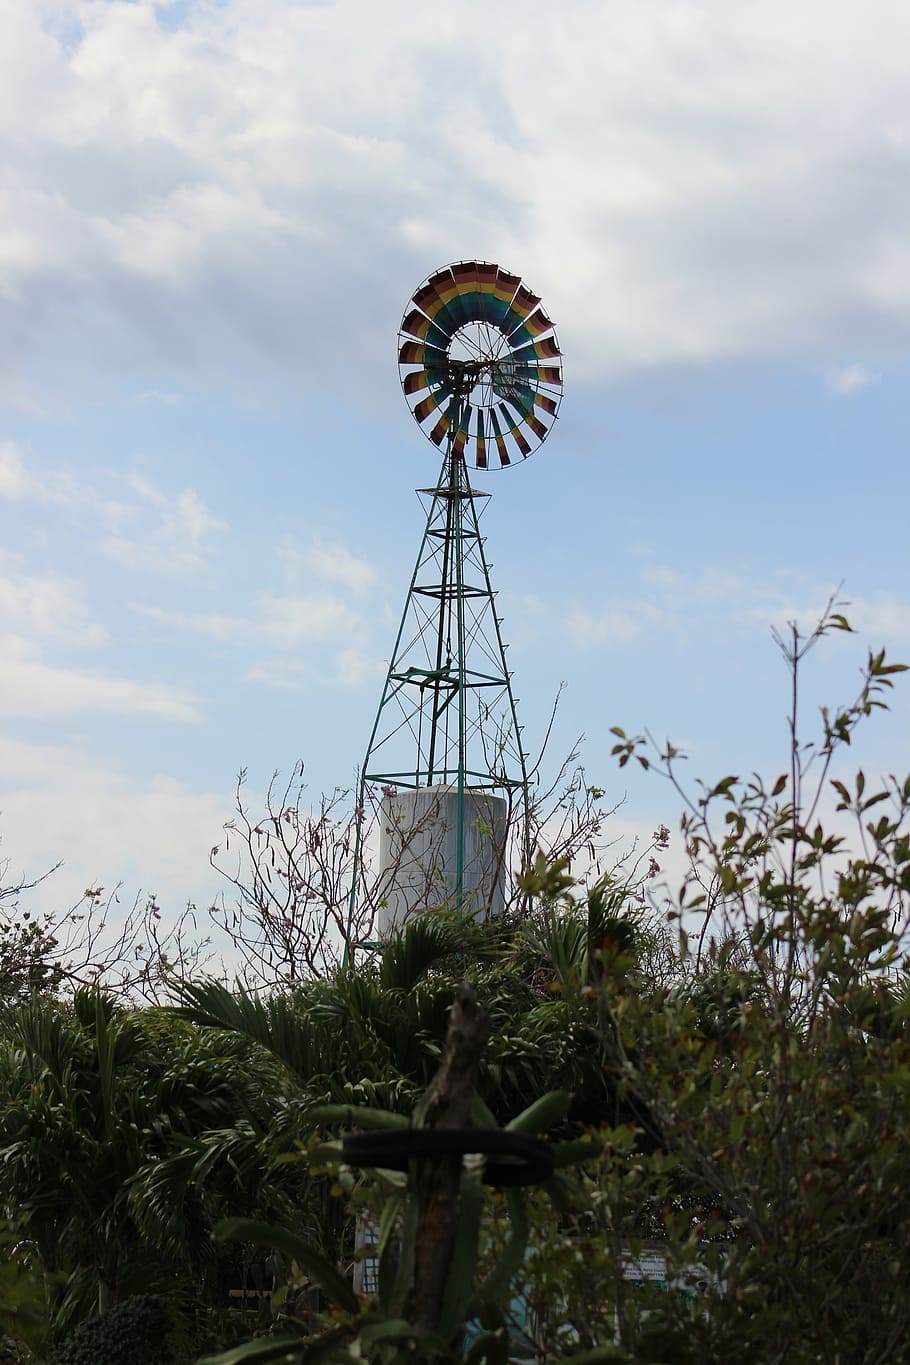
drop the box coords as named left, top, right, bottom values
left=0, top=1221, right=50, bottom=1357
left=203, top=1079, right=601, bottom=1365
left=0, top=602, right=906, bottom=1363
left=0, top=989, right=296, bottom=1354
left=47, top=1294, right=178, bottom=1365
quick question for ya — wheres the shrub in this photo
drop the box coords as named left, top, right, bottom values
left=48, top=1295, right=178, bottom=1365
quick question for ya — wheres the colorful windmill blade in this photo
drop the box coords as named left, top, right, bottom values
left=398, top=260, right=563, bottom=469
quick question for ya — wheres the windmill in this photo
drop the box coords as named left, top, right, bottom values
left=344, top=261, right=563, bottom=957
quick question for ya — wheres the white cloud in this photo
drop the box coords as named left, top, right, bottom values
left=101, top=536, right=192, bottom=573
left=564, top=564, right=910, bottom=654
left=0, top=634, right=200, bottom=721
left=128, top=473, right=168, bottom=506
left=136, top=390, right=183, bottom=406
left=0, top=567, right=107, bottom=647
left=497, top=591, right=547, bottom=650
left=257, top=593, right=359, bottom=647
left=0, top=735, right=226, bottom=921
left=567, top=602, right=670, bottom=649
left=842, top=594, right=910, bottom=645
left=101, top=481, right=226, bottom=573
left=307, top=541, right=376, bottom=596
left=137, top=604, right=243, bottom=641
left=1, top=1, right=909, bottom=393
left=332, top=647, right=384, bottom=689
left=243, top=644, right=382, bottom=692
left=827, top=364, right=880, bottom=395
left=136, top=591, right=360, bottom=648
left=0, top=439, right=70, bottom=502
left=168, top=488, right=227, bottom=544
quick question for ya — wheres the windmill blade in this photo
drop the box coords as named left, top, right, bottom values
left=401, top=308, right=450, bottom=351
left=427, top=394, right=463, bottom=448
left=403, top=369, right=431, bottom=395
left=493, top=268, right=521, bottom=308
left=451, top=422, right=468, bottom=459
left=487, top=405, right=510, bottom=467
left=475, top=408, right=488, bottom=470
left=413, top=393, right=442, bottom=424
left=508, top=307, right=555, bottom=346
left=429, top=413, right=449, bottom=446
left=511, top=334, right=561, bottom=361
left=497, top=403, right=532, bottom=458
left=399, top=338, right=448, bottom=367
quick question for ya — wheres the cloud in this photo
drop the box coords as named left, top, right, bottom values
left=2, top=1, right=909, bottom=396
left=0, top=566, right=107, bottom=647
left=168, top=489, right=226, bottom=543
left=827, top=364, right=880, bottom=395
left=306, top=541, right=376, bottom=596
left=567, top=602, right=670, bottom=649
left=0, top=440, right=70, bottom=502
left=243, top=644, right=383, bottom=692
left=841, top=594, right=910, bottom=645
left=135, top=390, right=182, bottom=406
left=257, top=593, right=359, bottom=647
left=0, top=634, right=200, bottom=721
left=331, top=647, right=383, bottom=689
left=0, top=563, right=200, bottom=722
left=0, top=735, right=226, bottom=921
left=137, top=604, right=243, bottom=641
left=137, top=591, right=359, bottom=648
left=564, top=563, right=910, bottom=653
left=101, top=480, right=226, bottom=572
left=276, top=540, right=380, bottom=598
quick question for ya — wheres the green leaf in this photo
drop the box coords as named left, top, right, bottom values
left=438, top=1159, right=484, bottom=1338
left=375, top=1191, right=404, bottom=1310
left=358, top=1318, right=416, bottom=1345
left=469, top=1092, right=499, bottom=1128
left=214, top=1218, right=359, bottom=1314
left=197, top=1337, right=304, bottom=1365
left=473, top=1186, right=529, bottom=1308
left=308, top=1140, right=343, bottom=1165
left=387, top=1192, right=418, bottom=1318
left=304, top=1104, right=410, bottom=1131
left=505, top=1089, right=571, bottom=1135
left=551, top=1136, right=603, bottom=1168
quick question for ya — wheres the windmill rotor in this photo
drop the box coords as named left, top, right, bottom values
left=398, top=260, right=563, bottom=469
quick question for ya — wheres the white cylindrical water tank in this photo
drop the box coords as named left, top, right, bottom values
left=375, top=784, right=508, bottom=938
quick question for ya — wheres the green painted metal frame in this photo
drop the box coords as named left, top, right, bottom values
left=343, top=428, right=530, bottom=967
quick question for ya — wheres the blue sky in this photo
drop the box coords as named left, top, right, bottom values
left=1, top=0, right=908, bottom=927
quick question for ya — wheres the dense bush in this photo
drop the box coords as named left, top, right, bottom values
left=47, top=1295, right=177, bottom=1365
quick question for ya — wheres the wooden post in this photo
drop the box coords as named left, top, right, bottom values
left=412, top=984, right=487, bottom=1332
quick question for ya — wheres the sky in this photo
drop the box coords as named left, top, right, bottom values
left=1, top=0, right=908, bottom=936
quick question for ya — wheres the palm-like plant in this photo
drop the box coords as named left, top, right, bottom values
left=0, top=988, right=275, bottom=1326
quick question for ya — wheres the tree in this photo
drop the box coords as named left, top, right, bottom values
left=206, top=707, right=642, bottom=987
left=187, top=605, right=910, bottom=1364
left=544, top=604, right=910, bottom=1363
left=0, top=987, right=286, bottom=1351
left=0, top=850, right=63, bottom=1005
left=0, top=842, right=211, bottom=1007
